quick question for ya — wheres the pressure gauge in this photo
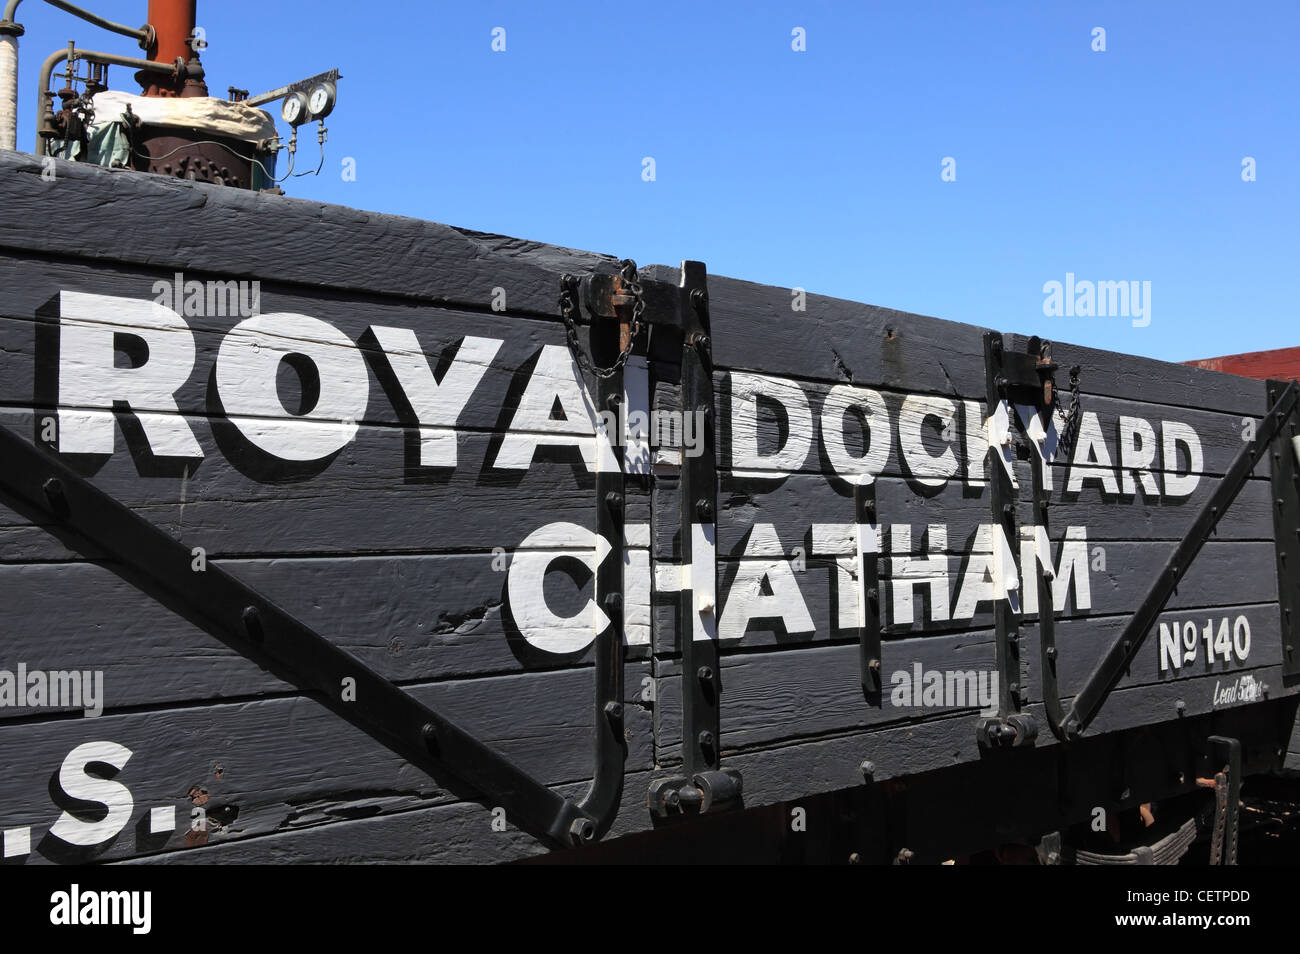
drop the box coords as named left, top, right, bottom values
left=307, top=81, right=336, bottom=120
left=281, top=91, right=310, bottom=125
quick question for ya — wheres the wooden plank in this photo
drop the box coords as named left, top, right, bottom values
left=0, top=662, right=654, bottom=864
left=689, top=472, right=1276, bottom=562
left=1008, top=333, right=1269, bottom=417
left=0, top=547, right=663, bottom=721
left=653, top=614, right=1283, bottom=756
left=0, top=153, right=618, bottom=319
left=648, top=539, right=1280, bottom=652
left=0, top=407, right=657, bottom=561
left=0, top=257, right=581, bottom=432
left=115, top=771, right=661, bottom=865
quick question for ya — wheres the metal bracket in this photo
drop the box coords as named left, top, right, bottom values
left=579, top=270, right=692, bottom=329
left=856, top=480, right=883, bottom=703
left=978, top=332, right=1037, bottom=748
left=1012, top=338, right=1068, bottom=741
left=649, top=261, right=743, bottom=815
left=572, top=287, right=634, bottom=840
left=1060, top=380, right=1300, bottom=738
left=1200, top=735, right=1241, bottom=865
left=648, top=768, right=744, bottom=817
left=1267, top=379, right=1300, bottom=678
left=0, top=423, right=596, bottom=849
left=679, top=261, right=722, bottom=776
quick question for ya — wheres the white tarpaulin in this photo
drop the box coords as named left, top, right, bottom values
left=90, top=90, right=277, bottom=142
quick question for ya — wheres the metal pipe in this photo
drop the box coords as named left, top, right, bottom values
left=35, top=45, right=178, bottom=153
left=34, top=44, right=66, bottom=152
left=0, top=27, right=18, bottom=150
left=142, top=0, right=193, bottom=96
left=45, top=1, right=149, bottom=43
left=4, top=0, right=158, bottom=152
left=5, top=1, right=148, bottom=43
left=0, top=2, right=24, bottom=152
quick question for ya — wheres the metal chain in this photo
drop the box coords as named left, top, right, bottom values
left=1056, top=364, right=1083, bottom=458
left=559, top=259, right=645, bottom=379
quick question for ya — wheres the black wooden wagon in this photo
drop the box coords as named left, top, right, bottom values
left=0, top=152, right=1296, bottom=864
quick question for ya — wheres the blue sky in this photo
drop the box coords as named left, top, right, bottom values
left=13, top=1, right=1297, bottom=362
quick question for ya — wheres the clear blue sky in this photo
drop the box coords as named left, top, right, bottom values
left=13, top=1, right=1298, bottom=362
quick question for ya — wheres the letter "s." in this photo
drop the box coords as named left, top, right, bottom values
left=48, top=740, right=134, bottom=847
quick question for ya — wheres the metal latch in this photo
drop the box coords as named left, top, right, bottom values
left=649, top=769, right=744, bottom=817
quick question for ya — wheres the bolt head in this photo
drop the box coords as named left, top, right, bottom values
left=569, top=818, right=595, bottom=844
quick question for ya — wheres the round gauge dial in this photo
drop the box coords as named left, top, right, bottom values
left=308, top=82, right=336, bottom=119
left=281, top=92, right=309, bottom=125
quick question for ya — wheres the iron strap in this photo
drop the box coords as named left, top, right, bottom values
left=646, top=261, right=743, bottom=819
left=0, top=425, right=591, bottom=849
left=977, top=333, right=1036, bottom=748
left=678, top=261, right=721, bottom=775
left=1267, top=378, right=1300, bottom=678
left=856, top=479, right=883, bottom=703
left=574, top=344, right=630, bottom=839
left=1060, top=381, right=1300, bottom=738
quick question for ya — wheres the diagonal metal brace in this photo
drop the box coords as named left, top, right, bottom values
left=0, top=423, right=593, bottom=850
left=1059, top=381, right=1300, bottom=738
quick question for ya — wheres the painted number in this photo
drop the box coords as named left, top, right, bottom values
left=1159, top=615, right=1250, bottom=673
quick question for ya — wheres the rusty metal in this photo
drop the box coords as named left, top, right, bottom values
left=242, top=68, right=341, bottom=109
left=561, top=259, right=644, bottom=379
left=1202, top=735, right=1241, bottom=865
left=36, top=44, right=190, bottom=152
left=129, top=127, right=266, bottom=189
left=141, top=0, right=204, bottom=96
left=1068, top=817, right=1199, bottom=865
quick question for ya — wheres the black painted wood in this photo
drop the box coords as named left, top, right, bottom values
left=0, top=154, right=1294, bottom=865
